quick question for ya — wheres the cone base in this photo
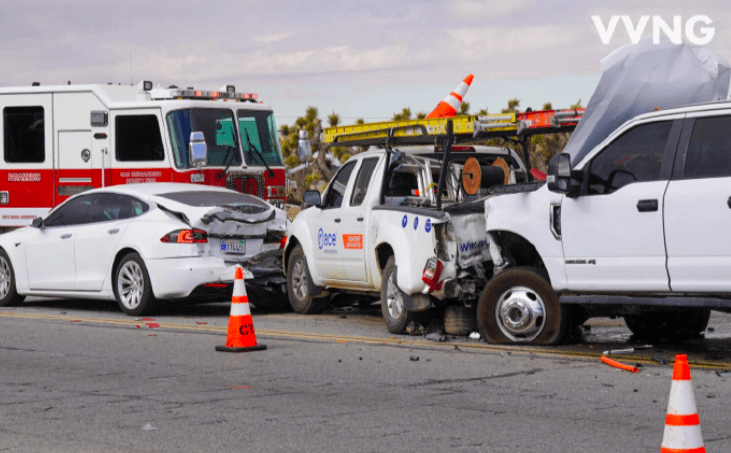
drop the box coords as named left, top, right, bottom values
left=215, top=344, right=267, bottom=353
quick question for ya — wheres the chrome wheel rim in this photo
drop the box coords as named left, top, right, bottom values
left=386, top=271, right=404, bottom=319
left=291, top=258, right=308, bottom=301
left=0, top=256, right=10, bottom=300
left=118, top=261, right=144, bottom=310
left=495, top=286, right=546, bottom=342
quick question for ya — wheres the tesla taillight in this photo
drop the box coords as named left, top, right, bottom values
left=160, top=229, right=208, bottom=243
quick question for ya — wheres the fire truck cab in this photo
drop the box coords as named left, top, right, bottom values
left=0, top=81, right=287, bottom=230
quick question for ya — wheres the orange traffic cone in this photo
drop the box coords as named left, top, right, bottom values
left=425, top=74, right=474, bottom=119
left=215, top=265, right=267, bottom=353
left=660, top=354, right=704, bottom=453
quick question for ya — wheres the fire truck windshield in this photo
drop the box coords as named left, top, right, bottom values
left=236, top=110, right=285, bottom=167
left=167, top=108, right=243, bottom=168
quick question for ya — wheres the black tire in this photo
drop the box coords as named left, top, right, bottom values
left=624, top=309, right=711, bottom=341
left=247, top=285, right=291, bottom=312
left=113, top=252, right=159, bottom=316
left=477, top=267, right=570, bottom=345
left=286, top=245, right=328, bottom=314
left=0, top=249, right=25, bottom=307
left=444, top=304, right=478, bottom=336
left=380, top=257, right=418, bottom=334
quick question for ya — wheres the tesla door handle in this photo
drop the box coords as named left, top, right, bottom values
left=334, top=218, right=341, bottom=223
left=727, top=196, right=731, bottom=209
left=60, top=233, right=72, bottom=239
left=356, top=217, right=364, bottom=222
left=108, top=228, right=119, bottom=234
left=636, top=199, right=658, bottom=212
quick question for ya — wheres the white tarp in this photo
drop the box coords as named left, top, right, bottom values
left=564, top=38, right=731, bottom=165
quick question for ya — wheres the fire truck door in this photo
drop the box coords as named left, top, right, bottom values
left=56, top=131, right=93, bottom=203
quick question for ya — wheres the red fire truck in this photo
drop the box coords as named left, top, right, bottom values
left=0, top=81, right=287, bottom=230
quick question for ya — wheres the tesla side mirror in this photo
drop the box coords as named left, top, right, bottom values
left=547, top=153, right=572, bottom=194
left=31, top=217, right=44, bottom=228
left=188, top=131, right=208, bottom=168
left=302, top=190, right=321, bottom=209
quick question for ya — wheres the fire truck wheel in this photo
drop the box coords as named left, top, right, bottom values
left=0, top=250, right=25, bottom=307
left=114, top=253, right=159, bottom=316
left=287, top=245, right=328, bottom=314
left=477, top=267, right=570, bottom=345
left=380, top=257, right=418, bottom=334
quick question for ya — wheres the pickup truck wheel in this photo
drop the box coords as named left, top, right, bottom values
left=444, top=304, right=478, bottom=336
left=381, top=257, right=416, bottom=334
left=623, top=309, right=711, bottom=341
left=0, top=250, right=25, bottom=307
left=287, top=245, right=328, bottom=314
left=477, top=267, right=570, bottom=345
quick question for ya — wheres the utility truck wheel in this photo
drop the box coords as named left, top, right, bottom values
left=624, top=309, right=711, bottom=341
left=444, top=304, right=478, bottom=336
left=114, top=253, right=159, bottom=316
left=0, top=250, right=25, bottom=307
left=287, top=245, right=328, bottom=314
left=477, top=267, right=570, bottom=345
left=380, top=257, right=417, bottom=334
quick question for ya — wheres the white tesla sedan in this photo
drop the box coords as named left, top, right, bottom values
left=0, top=183, right=287, bottom=315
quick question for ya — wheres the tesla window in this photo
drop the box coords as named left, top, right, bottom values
left=44, top=195, right=94, bottom=227
left=87, top=194, right=149, bottom=223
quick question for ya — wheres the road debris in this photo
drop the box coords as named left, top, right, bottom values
left=600, top=355, right=639, bottom=373
left=469, top=332, right=481, bottom=340
left=426, top=333, right=446, bottom=342
left=405, top=321, right=425, bottom=336
left=602, top=348, right=635, bottom=355
left=142, top=423, right=157, bottom=431
left=410, top=356, right=419, bottom=361
left=715, top=370, right=731, bottom=378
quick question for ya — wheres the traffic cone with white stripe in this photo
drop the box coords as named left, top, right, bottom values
left=425, top=74, right=474, bottom=119
left=215, top=265, right=267, bottom=353
left=660, top=354, right=704, bottom=453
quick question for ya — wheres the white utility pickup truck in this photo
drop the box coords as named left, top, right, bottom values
left=479, top=101, right=731, bottom=345
left=283, top=141, right=528, bottom=333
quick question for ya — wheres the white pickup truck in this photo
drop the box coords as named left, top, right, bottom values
left=479, top=101, right=731, bottom=344
left=283, top=144, right=528, bottom=333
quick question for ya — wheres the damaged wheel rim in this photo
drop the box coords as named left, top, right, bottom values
left=386, top=272, right=403, bottom=319
left=291, top=258, right=308, bottom=301
left=118, top=261, right=144, bottom=310
left=495, top=286, right=546, bottom=342
left=0, top=256, right=10, bottom=299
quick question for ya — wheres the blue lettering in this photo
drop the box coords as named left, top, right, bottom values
left=318, top=228, right=337, bottom=249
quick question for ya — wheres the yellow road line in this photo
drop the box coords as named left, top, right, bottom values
left=2, top=311, right=730, bottom=370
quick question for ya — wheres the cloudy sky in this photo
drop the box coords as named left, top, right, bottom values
left=1, top=0, right=728, bottom=127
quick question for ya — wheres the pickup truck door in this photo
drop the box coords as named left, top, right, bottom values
left=665, top=113, right=731, bottom=292
left=338, top=157, right=380, bottom=282
left=312, top=161, right=357, bottom=282
left=561, top=119, right=681, bottom=292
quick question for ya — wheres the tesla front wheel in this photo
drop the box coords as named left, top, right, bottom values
left=114, top=252, right=159, bottom=316
left=0, top=250, right=25, bottom=307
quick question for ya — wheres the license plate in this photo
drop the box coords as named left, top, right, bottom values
left=220, top=240, right=246, bottom=254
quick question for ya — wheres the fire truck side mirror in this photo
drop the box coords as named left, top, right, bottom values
left=188, top=131, right=208, bottom=168
left=31, top=217, right=44, bottom=229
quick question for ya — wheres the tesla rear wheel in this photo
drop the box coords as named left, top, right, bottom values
left=114, top=253, right=159, bottom=316
left=0, top=250, right=25, bottom=307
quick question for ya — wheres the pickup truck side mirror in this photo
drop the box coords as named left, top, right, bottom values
left=547, top=153, right=572, bottom=194
left=31, top=217, right=44, bottom=229
left=302, top=190, right=321, bottom=210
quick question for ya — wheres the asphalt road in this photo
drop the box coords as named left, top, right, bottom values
left=2, top=297, right=731, bottom=452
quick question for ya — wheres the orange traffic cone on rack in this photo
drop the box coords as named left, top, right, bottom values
left=215, top=265, right=267, bottom=353
left=660, top=354, right=704, bottom=453
left=426, top=74, right=474, bottom=119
